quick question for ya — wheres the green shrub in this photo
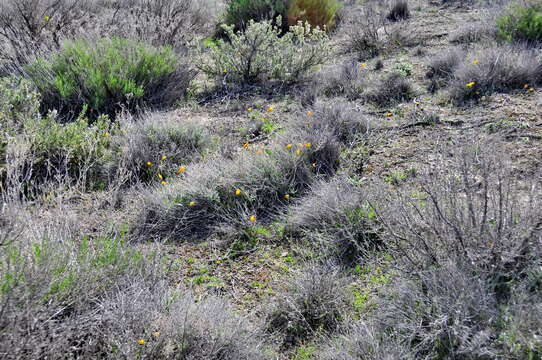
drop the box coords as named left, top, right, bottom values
left=5, top=113, right=113, bottom=192
left=25, top=37, right=194, bottom=120
left=198, top=17, right=331, bottom=87
left=222, top=0, right=288, bottom=33
left=497, top=1, right=542, bottom=43
left=287, top=0, right=342, bottom=30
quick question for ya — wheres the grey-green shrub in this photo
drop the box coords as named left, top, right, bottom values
left=4, top=113, right=113, bottom=194
left=0, top=205, right=267, bottom=359
left=110, top=112, right=212, bottom=184
left=25, top=37, right=195, bottom=120
left=446, top=45, right=542, bottom=104
left=198, top=17, right=331, bottom=87
left=286, top=177, right=379, bottom=263
left=266, top=264, right=350, bottom=346
left=0, top=208, right=154, bottom=358
left=0, top=77, right=40, bottom=184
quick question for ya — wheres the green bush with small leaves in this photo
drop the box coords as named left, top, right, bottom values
left=25, top=37, right=194, bottom=120
left=497, top=1, right=542, bottom=43
left=198, top=17, right=331, bottom=87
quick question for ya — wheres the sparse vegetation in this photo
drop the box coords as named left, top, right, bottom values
left=2, top=0, right=542, bottom=358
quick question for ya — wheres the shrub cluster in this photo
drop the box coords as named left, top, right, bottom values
left=0, top=209, right=267, bottom=359
left=134, top=136, right=339, bottom=242
left=4, top=112, right=113, bottom=195
left=331, top=141, right=542, bottom=358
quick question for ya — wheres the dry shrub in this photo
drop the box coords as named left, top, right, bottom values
left=445, top=45, right=542, bottom=104
left=365, top=72, right=415, bottom=106
left=387, top=0, right=410, bottom=22
left=290, top=100, right=371, bottom=145
left=341, top=5, right=385, bottom=60
left=318, top=322, right=412, bottom=360
left=265, top=263, right=350, bottom=346
left=286, top=177, right=380, bottom=263
left=318, top=61, right=367, bottom=100
left=109, top=112, right=212, bottom=185
left=99, top=282, right=267, bottom=359
left=364, top=140, right=542, bottom=357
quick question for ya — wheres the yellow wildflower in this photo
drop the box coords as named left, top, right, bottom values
left=386, top=112, right=393, bottom=117
left=307, top=111, right=313, bottom=117
left=304, top=143, right=312, bottom=148
left=294, top=149, right=301, bottom=156
left=161, top=181, right=168, bottom=185
left=137, top=339, right=146, bottom=345
left=249, top=215, right=257, bottom=222
left=360, top=63, right=367, bottom=69
left=247, top=107, right=253, bottom=112
left=189, top=201, right=197, bottom=206
left=44, top=15, right=50, bottom=22
left=161, top=155, right=167, bottom=161
left=285, top=144, right=293, bottom=149
left=284, top=194, right=290, bottom=200
left=147, top=161, right=153, bottom=167
left=243, top=142, right=250, bottom=149
left=472, top=59, right=479, bottom=65
left=267, top=105, right=274, bottom=112
left=177, top=167, right=186, bottom=174
left=466, top=82, right=476, bottom=87
left=103, top=132, right=110, bottom=137
left=157, top=173, right=163, bottom=180
left=235, top=188, right=241, bottom=196
left=222, top=69, right=228, bottom=73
